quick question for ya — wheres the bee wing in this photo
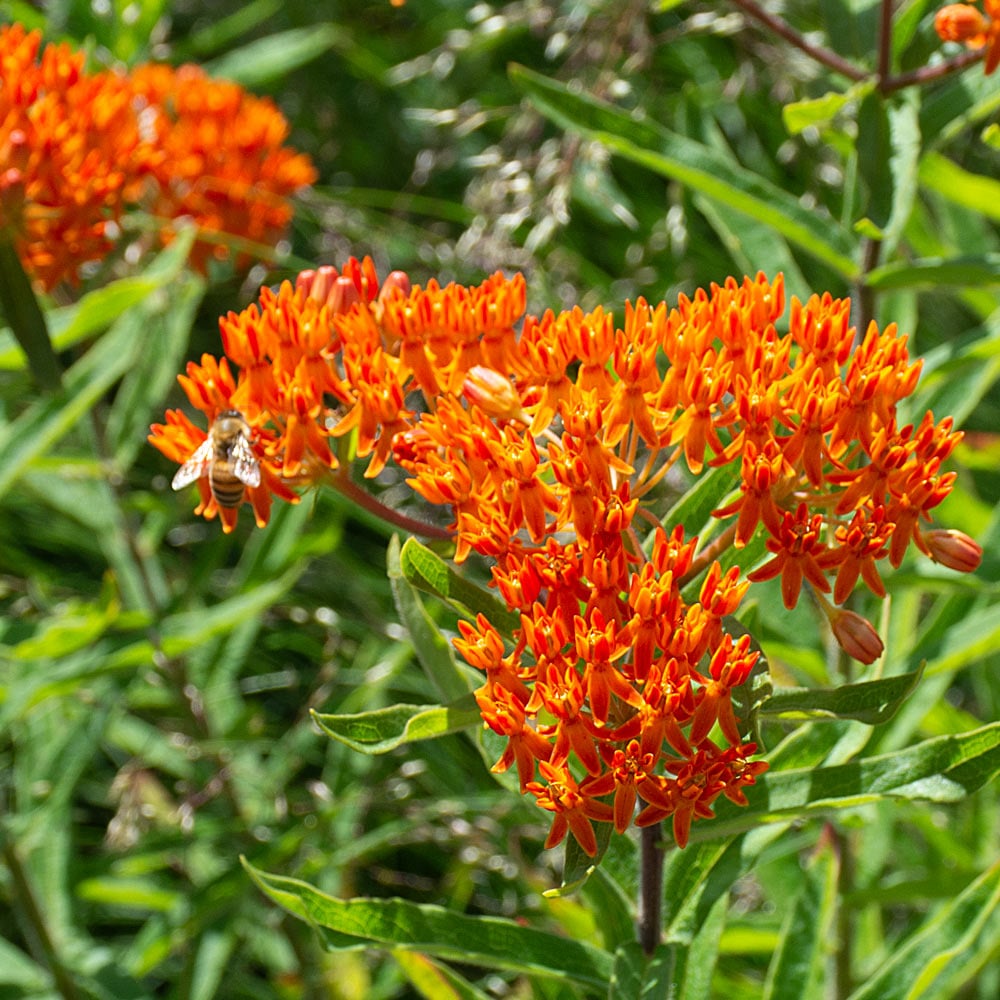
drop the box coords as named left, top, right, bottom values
left=231, top=435, right=262, bottom=488
left=171, top=439, right=214, bottom=490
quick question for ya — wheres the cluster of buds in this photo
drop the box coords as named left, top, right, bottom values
left=0, top=23, right=315, bottom=290
left=150, top=260, right=982, bottom=853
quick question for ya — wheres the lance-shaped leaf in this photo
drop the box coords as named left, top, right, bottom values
left=243, top=860, right=615, bottom=991
left=509, top=64, right=858, bottom=279
left=311, top=695, right=481, bottom=754
left=759, top=668, right=922, bottom=725
left=609, top=942, right=679, bottom=1000
left=687, top=723, right=1000, bottom=845
left=846, top=860, right=1000, bottom=1000
left=388, top=535, right=470, bottom=702
left=398, top=536, right=520, bottom=634
left=762, top=833, right=839, bottom=1000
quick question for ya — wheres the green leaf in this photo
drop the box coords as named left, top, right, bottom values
left=661, top=463, right=742, bottom=544
left=508, top=64, right=859, bottom=279
left=609, top=942, right=678, bottom=1000
left=311, top=695, right=481, bottom=754
left=903, top=322, right=1000, bottom=430
left=398, top=536, right=520, bottom=634
left=762, top=835, right=839, bottom=1000
left=688, top=723, right=1000, bottom=844
left=393, top=951, right=491, bottom=1000
left=205, top=25, right=346, bottom=88
left=865, top=254, right=1000, bottom=290
left=0, top=306, right=145, bottom=501
left=388, top=535, right=471, bottom=702
left=782, top=81, right=875, bottom=136
left=919, top=152, right=1000, bottom=224
left=243, top=860, right=615, bottom=990
left=759, top=668, right=922, bottom=725
left=846, top=860, right=1000, bottom=1000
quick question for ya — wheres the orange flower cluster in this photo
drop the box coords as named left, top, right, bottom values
left=0, top=24, right=151, bottom=289
left=935, top=2, right=1000, bottom=73
left=151, top=260, right=981, bottom=853
left=0, top=23, right=315, bottom=290
left=129, top=64, right=317, bottom=271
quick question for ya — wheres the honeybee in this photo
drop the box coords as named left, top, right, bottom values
left=172, top=409, right=261, bottom=508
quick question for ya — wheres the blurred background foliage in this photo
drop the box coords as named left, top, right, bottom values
left=0, top=0, right=998, bottom=998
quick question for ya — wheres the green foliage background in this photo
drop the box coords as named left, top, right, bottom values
left=0, top=1, right=999, bottom=998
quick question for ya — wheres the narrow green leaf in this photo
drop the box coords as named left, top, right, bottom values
left=0, top=310, right=144, bottom=501
left=399, top=536, right=520, bottom=634
left=393, top=951, right=491, bottom=1000
left=679, top=891, right=729, bottom=1000
left=846, top=860, right=1000, bottom=1000
left=190, top=930, right=238, bottom=1000
left=865, top=254, right=1000, bottom=290
left=311, top=695, right=481, bottom=754
left=688, top=723, right=1000, bottom=844
left=762, top=836, right=839, bottom=1000
left=206, top=25, right=346, bottom=87
left=547, top=822, right=614, bottom=897
left=509, top=64, right=858, bottom=279
left=919, top=152, right=1000, bottom=224
left=759, top=668, right=922, bottom=725
left=388, top=535, right=471, bottom=702
left=610, top=942, right=678, bottom=1000
left=662, top=463, right=741, bottom=544
left=75, top=877, right=179, bottom=913
left=159, top=564, right=305, bottom=655
left=243, top=860, right=615, bottom=990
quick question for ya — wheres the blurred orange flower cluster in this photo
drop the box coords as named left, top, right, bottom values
left=0, top=23, right=315, bottom=290
left=935, top=2, right=1000, bottom=73
left=151, top=259, right=981, bottom=852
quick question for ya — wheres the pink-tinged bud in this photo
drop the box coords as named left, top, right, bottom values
left=296, top=264, right=339, bottom=302
left=831, top=609, right=884, bottom=665
left=935, top=5, right=987, bottom=43
left=923, top=529, right=983, bottom=573
left=377, top=270, right=411, bottom=303
left=463, top=365, right=526, bottom=421
left=328, top=275, right=361, bottom=314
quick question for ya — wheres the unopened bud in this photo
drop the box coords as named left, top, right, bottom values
left=328, top=275, right=361, bottom=314
left=377, top=270, right=411, bottom=303
left=831, top=609, right=884, bottom=665
left=923, top=528, right=983, bottom=573
left=934, top=5, right=987, bottom=43
left=296, top=264, right=339, bottom=303
left=462, top=365, right=526, bottom=422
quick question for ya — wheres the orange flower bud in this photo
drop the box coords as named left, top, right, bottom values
left=830, top=609, right=884, bottom=665
left=922, top=528, right=983, bottom=573
left=378, top=270, right=412, bottom=303
left=462, top=365, right=527, bottom=422
left=934, top=4, right=987, bottom=43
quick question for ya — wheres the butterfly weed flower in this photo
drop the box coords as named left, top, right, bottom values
left=0, top=24, right=315, bottom=291
left=153, top=262, right=982, bottom=854
left=0, top=24, right=151, bottom=290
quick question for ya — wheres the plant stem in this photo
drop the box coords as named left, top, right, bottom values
left=0, top=240, right=62, bottom=391
left=729, top=0, right=868, bottom=82
left=1, top=835, right=81, bottom=1000
left=330, top=468, right=454, bottom=541
left=638, top=822, right=665, bottom=955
